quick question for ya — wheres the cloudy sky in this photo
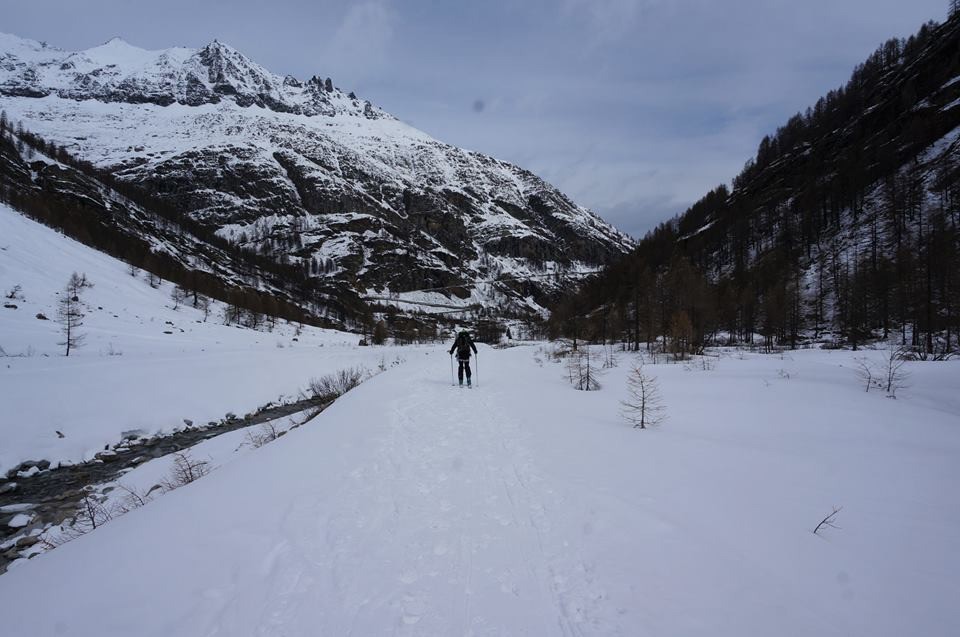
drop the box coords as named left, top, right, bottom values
left=4, top=0, right=949, bottom=237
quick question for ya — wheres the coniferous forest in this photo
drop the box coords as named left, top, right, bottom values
left=551, top=15, right=960, bottom=358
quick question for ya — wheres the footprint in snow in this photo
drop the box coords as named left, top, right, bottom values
left=400, top=593, right=426, bottom=625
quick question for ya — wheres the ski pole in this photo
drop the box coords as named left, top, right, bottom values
left=450, top=353, right=455, bottom=386
left=475, top=351, right=479, bottom=388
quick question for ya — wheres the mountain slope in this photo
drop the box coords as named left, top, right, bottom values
left=0, top=201, right=386, bottom=473
left=0, top=33, right=632, bottom=316
left=555, top=16, right=960, bottom=354
left=0, top=121, right=362, bottom=326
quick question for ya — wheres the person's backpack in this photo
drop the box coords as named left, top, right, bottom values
left=456, top=332, right=472, bottom=357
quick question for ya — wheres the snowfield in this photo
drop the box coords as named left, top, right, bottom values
left=0, top=204, right=400, bottom=473
left=1, top=206, right=959, bottom=635
left=1, top=336, right=958, bottom=634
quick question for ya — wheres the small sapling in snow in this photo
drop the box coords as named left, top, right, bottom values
left=566, top=346, right=602, bottom=391
left=813, top=506, right=843, bottom=536
left=621, top=362, right=665, bottom=429
left=57, top=272, right=92, bottom=356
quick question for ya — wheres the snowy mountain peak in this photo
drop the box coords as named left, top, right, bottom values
left=97, top=36, right=134, bottom=48
left=62, top=38, right=161, bottom=75
left=80, top=36, right=166, bottom=65
left=197, top=39, right=254, bottom=70
left=0, top=32, right=384, bottom=119
left=0, top=32, right=52, bottom=56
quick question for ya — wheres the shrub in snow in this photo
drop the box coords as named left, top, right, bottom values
left=854, top=344, right=910, bottom=398
left=602, top=344, right=619, bottom=369
left=683, top=355, right=718, bottom=373
left=245, top=422, right=280, bottom=449
left=307, top=367, right=365, bottom=401
left=548, top=340, right=575, bottom=363
left=881, top=346, right=910, bottom=398
left=46, top=485, right=151, bottom=548
left=45, top=450, right=214, bottom=551
left=113, top=484, right=156, bottom=515
left=854, top=356, right=877, bottom=392
left=566, top=347, right=602, bottom=391
left=162, top=451, right=211, bottom=490
left=46, top=494, right=112, bottom=546
left=170, top=285, right=188, bottom=310
left=196, top=295, right=212, bottom=321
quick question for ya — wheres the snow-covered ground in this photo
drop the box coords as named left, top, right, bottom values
left=0, top=204, right=403, bottom=473
left=2, top=204, right=959, bottom=634
left=1, top=337, right=958, bottom=635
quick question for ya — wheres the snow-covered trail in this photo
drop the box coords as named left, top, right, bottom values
left=203, top=349, right=615, bottom=635
left=1, top=344, right=959, bottom=636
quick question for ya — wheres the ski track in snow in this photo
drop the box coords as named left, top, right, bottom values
left=228, top=360, right=613, bottom=636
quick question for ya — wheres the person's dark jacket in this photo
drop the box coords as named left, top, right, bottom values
left=449, top=332, right=478, bottom=360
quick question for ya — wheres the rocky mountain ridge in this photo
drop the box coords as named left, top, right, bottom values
left=0, top=34, right=385, bottom=118
left=0, top=33, right=632, bottom=318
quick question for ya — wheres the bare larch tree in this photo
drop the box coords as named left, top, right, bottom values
left=57, top=272, right=91, bottom=356
left=621, top=362, right=665, bottom=429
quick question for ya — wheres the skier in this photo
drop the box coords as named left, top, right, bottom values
left=449, top=329, right=478, bottom=387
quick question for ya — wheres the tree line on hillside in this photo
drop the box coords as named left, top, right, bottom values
left=551, top=15, right=960, bottom=359
left=0, top=114, right=367, bottom=330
